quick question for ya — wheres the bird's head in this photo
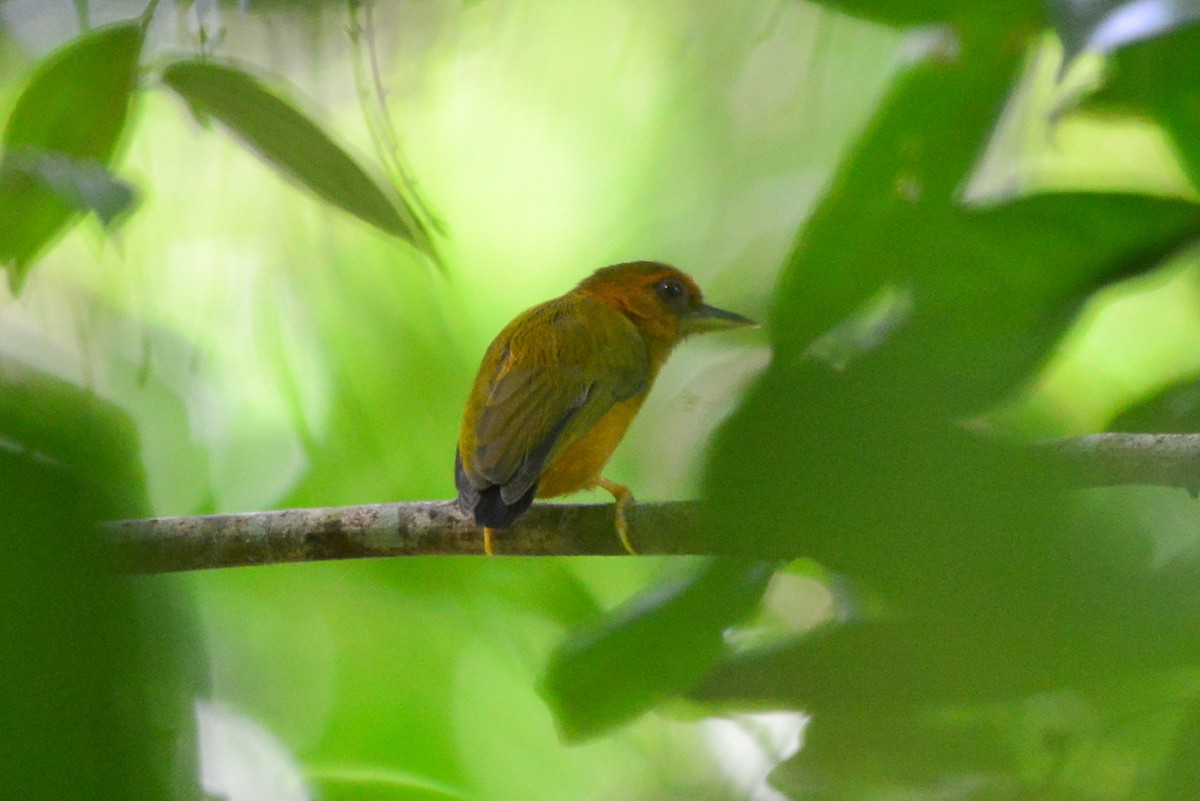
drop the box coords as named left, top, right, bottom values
left=576, top=261, right=757, bottom=358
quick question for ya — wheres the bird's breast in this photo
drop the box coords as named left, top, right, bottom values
left=535, top=391, right=647, bottom=498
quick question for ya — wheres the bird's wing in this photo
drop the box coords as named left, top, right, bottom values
left=460, top=295, right=649, bottom=506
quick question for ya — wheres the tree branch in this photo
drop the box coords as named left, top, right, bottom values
left=1045, top=433, right=1200, bottom=495
left=108, top=433, right=1200, bottom=574
left=109, top=500, right=699, bottom=573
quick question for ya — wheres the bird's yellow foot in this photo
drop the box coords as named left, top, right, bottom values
left=597, top=477, right=637, bottom=554
left=484, top=526, right=496, bottom=556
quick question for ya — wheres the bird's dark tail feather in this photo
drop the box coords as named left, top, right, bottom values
left=473, top=483, right=537, bottom=528
left=455, top=447, right=537, bottom=528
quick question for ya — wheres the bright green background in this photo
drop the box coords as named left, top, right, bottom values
left=6, top=1, right=1200, bottom=799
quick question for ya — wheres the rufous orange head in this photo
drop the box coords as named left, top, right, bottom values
left=574, top=261, right=756, bottom=366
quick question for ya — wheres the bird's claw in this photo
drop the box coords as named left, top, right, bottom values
left=598, top=477, right=637, bottom=555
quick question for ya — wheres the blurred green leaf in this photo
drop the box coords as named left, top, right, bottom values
left=1109, top=374, right=1200, bottom=432
left=1098, top=24, right=1200, bottom=191
left=1, top=22, right=142, bottom=170
left=0, top=359, right=185, bottom=800
left=0, top=354, right=149, bottom=519
left=1158, top=699, right=1200, bottom=801
left=768, top=707, right=1014, bottom=800
left=541, top=559, right=775, bottom=742
left=0, top=20, right=144, bottom=289
left=161, top=59, right=434, bottom=258
left=2, top=147, right=138, bottom=227
left=766, top=677, right=1192, bottom=801
left=768, top=33, right=1200, bottom=412
left=694, top=25, right=1200, bottom=800
left=0, top=451, right=159, bottom=801
left=766, top=34, right=1018, bottom=363
left=692, top=605, right=1200, bottom=713
left=706, top=33, right=1200, bottom=567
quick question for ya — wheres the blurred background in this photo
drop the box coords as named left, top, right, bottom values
left=2, top=2, right=871, bottom=798
left=5, top=1, right=1200, bottom=799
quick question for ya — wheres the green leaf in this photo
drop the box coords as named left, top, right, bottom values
left=541, top=559, right=775, bottom=742
left=0, top=355, right=149, bottom=519
left=161, top=59, right=432, bottom=255
left=1109, top=374, right=1200, bottom=432
left=690, top=577, right=1200, bottom=801
left=692, top=31, right=1200, bottom=788
left=693, top=602, right=1200, bottom=712
left=0, top=21, right=145, bottom=289
left=701, top=34, right=1200, bottom=568
left=1097, top=24, right=1200, bottom=191
left=0, top=357, right=188, bottom=801
left=768, top=36, right=1200, bottom=408
left=1159, top=700, right=1200, bottom=801
left=2, top=147, right=138, bottom=228
left=768, top=37, right=1020, bottom=363
left=699, top=19, right=1200, bottom=606
left=767, top=707, right=1015, bottom=800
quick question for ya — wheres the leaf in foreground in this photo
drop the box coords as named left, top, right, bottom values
left=2, top=148, right=138, bottom=227
left=541, top=559, right=775, bottom=741
left=161, top=59, right=435, bottom=260
left=0, top=20, right=144, bottom=289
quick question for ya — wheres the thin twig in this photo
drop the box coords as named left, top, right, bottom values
left=345, top=0, right=444, bottom=263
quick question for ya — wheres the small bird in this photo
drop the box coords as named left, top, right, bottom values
left=455, top=261, right=756, bottom=555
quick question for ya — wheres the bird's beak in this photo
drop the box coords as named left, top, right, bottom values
left=683, top=303, right=758, bottom=336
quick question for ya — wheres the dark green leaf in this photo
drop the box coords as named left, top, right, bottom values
left=768, top=36, right=1020, bottom=364
left=691, top=32, right=1200, bottom=800
left=1097, top=24, right=1200, bottom=191
left=541, top=559, right=775, bottom=741
left=2, top=147, right=138, bottom=227
left=0, top=357, right=189, bottom=801
left=161, top=59, right=431, bottom=254
left=693, top=599, right=1200, bottom=712
left=0, top=354, right=149, bottom=519
left=1109, top=375, right=1200, bottom=432
left=1159, top=699, right=1200, bottom=801
left=768, top=36, right=1200, bottom=408
left=0, top=21, right=145, bottom=289
left=702, top=33, right=1200, bottom=567
left=2, top=26, right=142, bottom=156
left=768, top=708, right=1015, bottom=800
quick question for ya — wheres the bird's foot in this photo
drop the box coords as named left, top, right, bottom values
left=484, top=526, right=496, bottom=556
left=597, top=477, right=637, bottom=554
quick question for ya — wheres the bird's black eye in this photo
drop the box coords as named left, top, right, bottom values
left=654, top=278, right=686, bottom=305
